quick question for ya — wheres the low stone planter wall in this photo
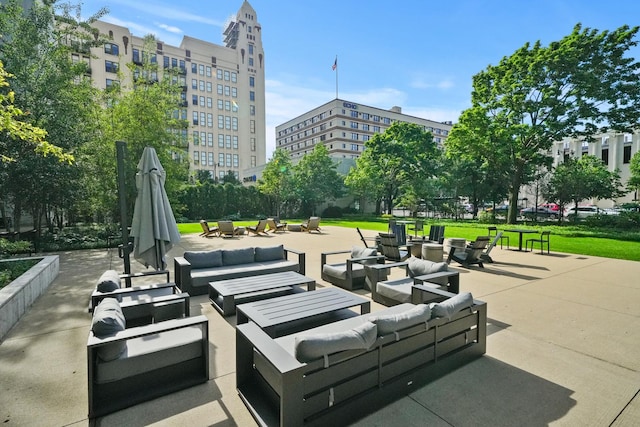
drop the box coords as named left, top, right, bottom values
left=0, top=255, right=59, bottom=341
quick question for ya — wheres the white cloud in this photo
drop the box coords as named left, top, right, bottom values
left=100, top=0, right=223, bottom=26
left=410, top=76, right=455, bottom=90
left=157, top=23, right=183, bottom=34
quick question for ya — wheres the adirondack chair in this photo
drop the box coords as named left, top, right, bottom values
left=247, top=219, right=269, bottom=236
left=447, top=236, right=490, bottom=268
left=378, top=233, right=410, bottom=262
left=480, top=231, right=504, bottom=263
left=301, top=216, right=321, bottom=233
left=199, top=220, right=218, bottom=238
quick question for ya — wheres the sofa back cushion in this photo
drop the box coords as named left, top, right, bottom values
left=408, top=257, right=449, bottom=284
left=294, top=321, right=377, bottom=363
left=430, top=292, right=474, bottom=320
left=96, top=270, right=120, bottom=293
left=351, top=246, right=378, bottom=265
left=184, top=250, right=223, bottom=269
left=255, top=245, right=284, bottom=262
left=92, top=298, right=126, bottom=361
left=368, top=304, right=431, bottom=335
left=222, top=247, right=255, bottom=266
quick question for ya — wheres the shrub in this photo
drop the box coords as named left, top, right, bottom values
left=0, top=239, right=33, bottom=258
left=0, top=258, right=39, bottom=288
left=321, top=206, right=343, bottom=218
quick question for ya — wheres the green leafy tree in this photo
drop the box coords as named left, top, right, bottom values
left=344, top=147, right=385, bottom=215
left=92, top=34, right=189, bottom=221
left=347, top=121, right=439, bottom=214
left=257, top=149, right=294, bottom=217
left=292, top=144, right=344, bottom=216
left=0, top=0, right=105, bottom=233
left=456, top=24, right=640, bottom=224
left=628, top=151, right=640, bottom=200
left=545, top=155, right=623, bottom=221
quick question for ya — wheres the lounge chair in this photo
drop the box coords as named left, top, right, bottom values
left=408, top=219, right=425, bottom=237
left=247, top=219, right=269, bottom=236
left=480, top=231, right=504, bottom=263
left=378, top=233, right=410, bottom=262
left=199, top=220, right=219, bottom=238
left=356, top=227, right=378, bottom=249
left=321, top=246, right=385, bottom=291
left=488, top=226, right=509, bottom=249
left=447, top=236, right=490, bottom=268
left=217, top=220, right=241, bottom=238
left=266, top=217, right=287, bottom=233
left=301, top=216, right=321, bottom=233
left=427, top=225, right=445, bottom=244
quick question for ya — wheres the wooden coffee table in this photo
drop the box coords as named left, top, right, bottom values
left=236, top=287, right=371, bottom=338
left=209, top=271, right=315, bottom=316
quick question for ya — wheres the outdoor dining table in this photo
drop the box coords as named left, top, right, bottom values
left=504, top=229, right=539, bottom=251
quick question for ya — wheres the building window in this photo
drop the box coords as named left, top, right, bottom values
left=105, top=79, right=119, bottom=89
left=233, top=136, right=238, bottom=149
left=192, top=95, right=198, bottom=105
left=199, top=80, right=205, bottom=91
left=207, top=97, right=213, bottom=108
left=105, top=60, right=118, bottom=73
left=250, top=138, right=256, bottom=151
left=218, top=115, right=224, bottom=129
left=208, top=152, right=214, bottom=166
left=193, top=150, right=199, bottom=164
left=104, top=43, right=119, bottom=55
left=248, top=45, right=254, bottom=55
left=224, top=86, right=230, bottom=96
left=206, top=66, right=211, bottom=77
left=224, top=70, right=230, bottom=81
left=350, top=121, right=358, bottom=129
left=200, top=151, right=206, bottom=165
left=219, top=153, right=224, bottom=166
left=250, top=120, right=255, bottom=133
left=225, top=135, right=231, bottom=148
left=207, top=113, right=213, bottom=127
left=251, top=155, right=256, bottom=167
left=225, top=116, right=231, bottom=130
left=373, top=126, right=380, bottom=133
left=218, top=134, right=224, bottom=147
left=132, top=48, right=141, bottom=63
left=351, top=133, right=358, bottom=140
left=383, top=117, right=391, bottom=124
left=231, top=72, right=237, bottom=83
left=217, top=84, right=223, bottom=95
left=191, top=79, right=197, bottom=89
left=200, top=112, right=206, bottom=127
left=232, top=117, right=238, bottom=131
left=249, top=57, right=254, bottom=66
left=191, top=63, right=197, bottom=73
left=199, top=96, right=205, bottom=107
left=249, top=76, right=255, bottom=87
left=351, top=110, right=358, bottom=118
left=250, top=105, right=255, bottom=116
left=201, top=132, right=207, bottom=145
left=199, top=64, right=205, bottom=75
left=192, top=131, right=199, bottom=145
left=226, top=153, right=232, bottom=167
left=206, top=82, right=212, bottom=92
left=623, top=145, right=632, bottom=163
left=250, top=91, right=255, bottom=101
left=351, top=144, right=358, bottom=151
left=225, top=100, right=231, bottom=111
left=217, top=100, right=223, bottom=110
left=232, top=87, right=237, bottom=97
left=373, top=115, right=380, bottom=122
left=192, top=111, right=198, bottom=125
left=233, top=154, right=239, bottom=167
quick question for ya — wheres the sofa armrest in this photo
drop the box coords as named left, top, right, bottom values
left=284, top=247, right=306, bottom=275
left=321, top=249, right=352, bottom=268
left=120, top=270, right=170, bottom=287
left=119, top=292, right=190, bottom=325
left=364, top=262, right=408, bottom=299
left=413, top=270, right=460, bottom=294
left=173, top=257, right=193, bottom=294
left=90, top=282, right=179, bottom=313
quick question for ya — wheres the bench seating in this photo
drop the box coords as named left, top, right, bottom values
left=174, top=245, right=305, bottom=296
left=88, top=302, right=209, bottom=418
left=236, top=287, right=486, bottom=427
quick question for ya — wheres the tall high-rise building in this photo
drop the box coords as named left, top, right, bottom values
left=87, top=1, right=265, bottom=181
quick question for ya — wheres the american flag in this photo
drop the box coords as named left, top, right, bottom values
left=332, top=58, right=337, bottom=70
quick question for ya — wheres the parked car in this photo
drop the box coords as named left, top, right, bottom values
left=564, top=205, right=601, bottom=219
left=520, top=206, right=560, bottom=219
left=539, top=202, right=560, bottom=212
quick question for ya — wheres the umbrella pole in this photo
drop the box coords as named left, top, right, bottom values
left=116, top=141, right=132, bottom=287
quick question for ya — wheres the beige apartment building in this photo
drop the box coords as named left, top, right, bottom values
left=276, top=99, right=453, bottom=161
left=85, top=1, right=265, bottom=182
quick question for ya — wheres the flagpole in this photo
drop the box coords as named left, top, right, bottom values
left=335, top=55, right=338, bottom=99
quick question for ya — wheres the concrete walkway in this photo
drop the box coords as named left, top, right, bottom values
left=1, top=226, right=639, bottom=426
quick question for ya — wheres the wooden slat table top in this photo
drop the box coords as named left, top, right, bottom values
left=237, top=287, right=369, bottom=329
left=211, top=271, right=314, bottom=297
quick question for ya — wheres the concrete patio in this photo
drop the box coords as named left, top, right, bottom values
left=1, top=225, right=639, bottom=426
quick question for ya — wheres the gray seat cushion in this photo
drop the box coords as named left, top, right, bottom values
left=222, top=248, right=255, bottom=265
left=255, top=245, right=284, bottom=262
left=407, top=257, right=449, bottom=285
left=350, top=246, right=378, bottom=265
left=294, top=321, right=378, bottom=363
left=376, top=278, right=413, bottom=303
left=95, top=325, right=204, bottom=383
left=322, top=262, right=366, bottom=280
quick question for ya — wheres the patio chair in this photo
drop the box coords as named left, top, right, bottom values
left=301, top=216, right=321, bottom=233
left=266, top=217, right=287, bottom=233
left=526, top=230, right=550, bottom=254
left=321, top=246, right=385, bottom=291
left=447, top=236, right=490, bottom=268
left=356, top=227, right=378, bottom=249
left=199, top=220, right=219, bottom=238
left=480, top=231, right=505, bottom=263
left=488, top=226, right=509, bottom=249
left=247, top=219, right=269, bottom=236
left=217, top=220, right=241, bottom=237
left=378, top=233, right=410, bottom=262
left=427, top=225, right=446, bottom=244
left=388, top=218, right=397, bottom=233
left=408, top=219, right=425, bottom=237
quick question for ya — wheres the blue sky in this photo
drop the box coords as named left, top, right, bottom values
left=80, top=0, right=640, bottom=158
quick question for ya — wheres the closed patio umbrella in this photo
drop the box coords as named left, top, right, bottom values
left=130, top=146, right=180, bottom=270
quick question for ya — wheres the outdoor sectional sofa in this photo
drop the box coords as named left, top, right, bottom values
left=87, top=298, right=209, bottom=418
left=236, top=287, right=487, bottom=427
left=174, top=245, right=306, bottom=296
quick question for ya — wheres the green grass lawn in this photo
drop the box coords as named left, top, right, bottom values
left=178, top=219, right=640, bottom=262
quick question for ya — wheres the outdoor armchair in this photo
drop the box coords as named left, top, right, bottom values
left=217, top=220, right=241, bottom=237
left=247, top=219, right=269, bottom=236
left=199, top=220, right=219, bottom=237
left=447, top=236, right=490, bottom=268
left=321, top=246, right=385, bottom=291
left=266, top=217, right=287, bottom=233
left=301, top=216, right=321, bottom=233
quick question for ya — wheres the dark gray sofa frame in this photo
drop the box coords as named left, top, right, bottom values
left=174, top=247, right=306, bottom=296
left=320, top=249, right=385, bottom=291
left=236, top=287, right=487, bottom=427
left=365, top=261, right=460, bottom=306
left=87, top=315, right=209, bottom=419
